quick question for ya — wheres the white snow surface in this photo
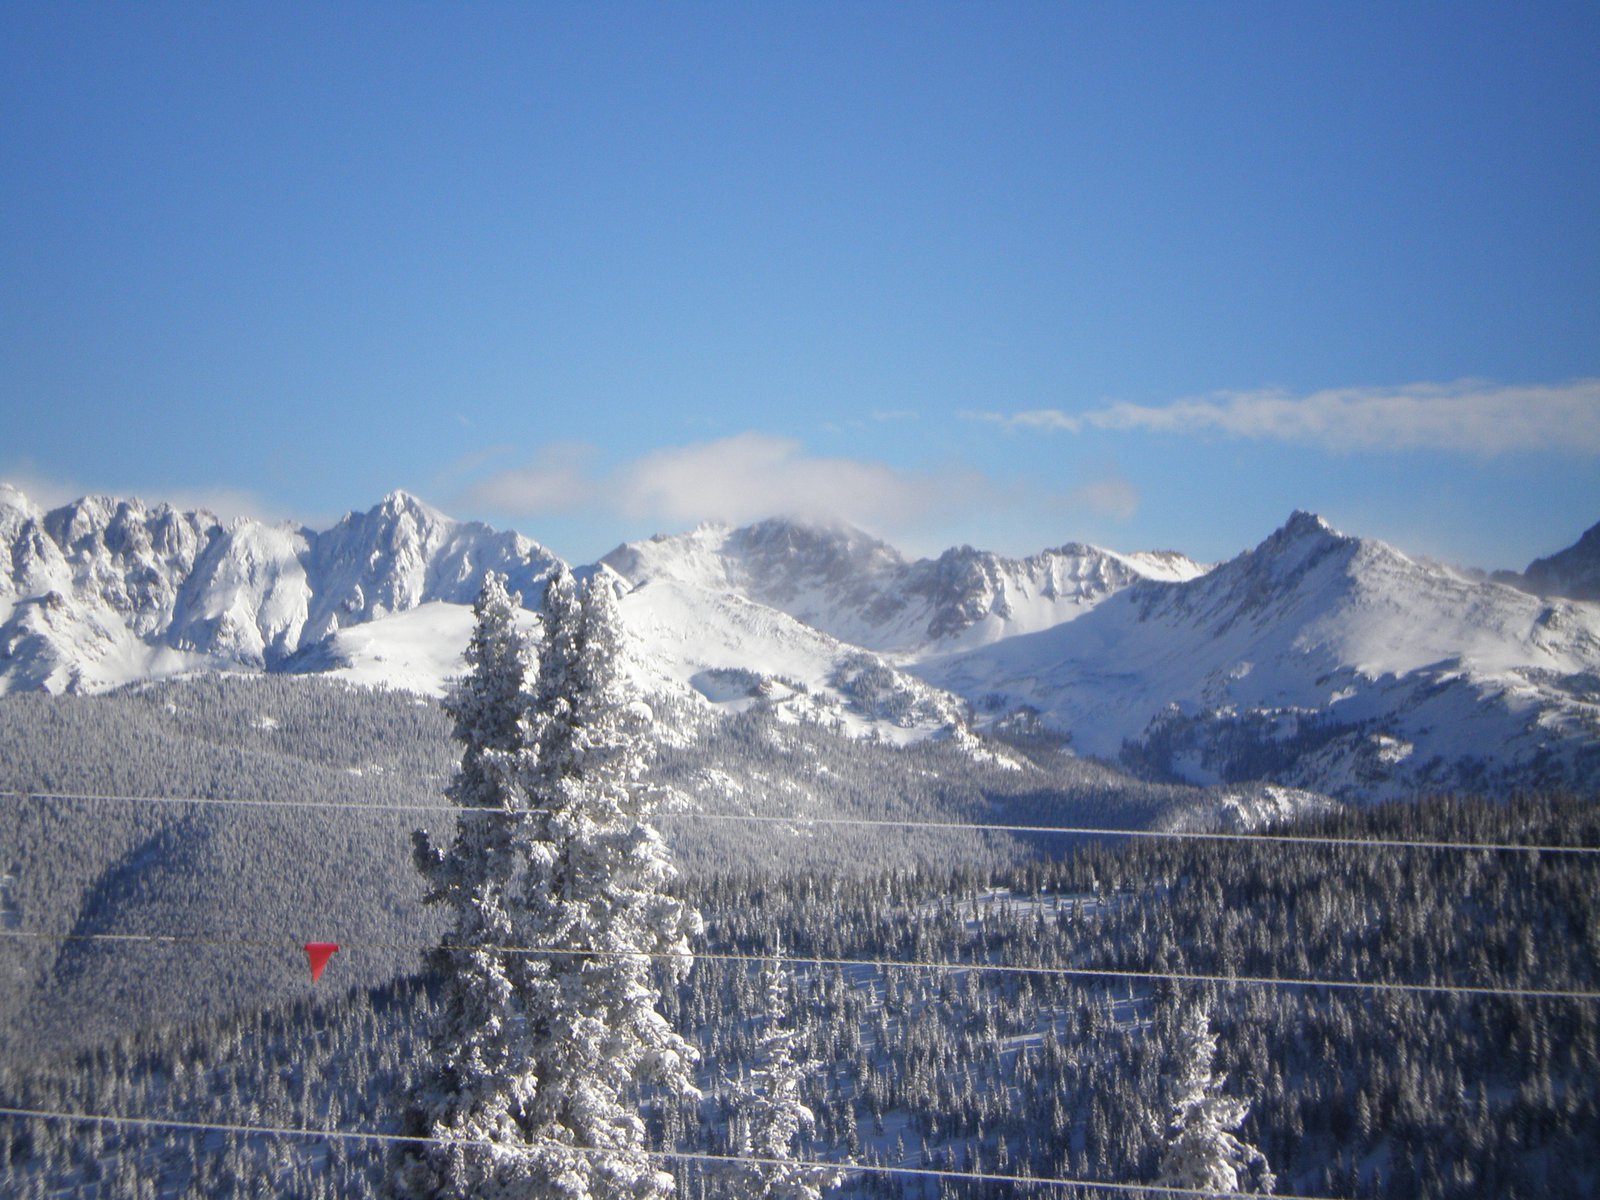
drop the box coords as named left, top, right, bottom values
left=602, top=518, right=1209, bottom=660
left=919, top=512, right=1600, bottom=796
left=611, top=571, right=966, bottom=743
left=301, top=601, right=542, bottom=697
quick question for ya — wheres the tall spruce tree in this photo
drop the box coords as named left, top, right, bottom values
left=512, top=567, right=702, bottom=1198
left=1151, top=1001, right=1274, bottom=1196
left=727, top=948, right=841, bottom=1199
left=392, top=568, right=701, bottom=1200
left=392, top=571, right=537, bottom=1199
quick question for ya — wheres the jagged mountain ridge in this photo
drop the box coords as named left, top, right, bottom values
left=920, top=511, right=1600, bottom=799
left=0, top=486, right=560, bottom=693
left=0, top=487, right=974, bottom=742
left=602, top=517, right=1206, bottom=659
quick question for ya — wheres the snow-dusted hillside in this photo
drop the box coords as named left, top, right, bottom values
left=610, top=569, right=966, bottom=743
left=921, top=512, right=1600, bottom=799
left=602, top=517, right=1207, bottom=659
left=597, top=516, right=1211, bottom=744
left=0, top=487, right=559, bottom=693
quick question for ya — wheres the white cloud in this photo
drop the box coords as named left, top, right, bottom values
left=970, top=378, right=1600, bottom=455
left=1067, top=474, right=1140, bottom=521
left=963, top=408, right=1082, bottom=433
left=461, top=433, right=1000, bottom=539
left=618, top=433, right=966, bottom=528
left=462, top=444, right=596, bottom=514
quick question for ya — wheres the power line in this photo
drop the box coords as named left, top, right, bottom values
left=0, top=1103, right=1320, bottom=1200
left=4, top=788, right=1595, bottom=857
left=674, top=810, right=1600, bottom=857
left=5, top=928, right=1595, bottom=1003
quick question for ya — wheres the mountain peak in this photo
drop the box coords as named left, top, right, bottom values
left=1281, top=510, right=1338, bottom=539
left=372, top=489, right=447, bottom=523
left=733, top=514, right=898, bottom=556
left=1246, top=511, right=1351, bottom=566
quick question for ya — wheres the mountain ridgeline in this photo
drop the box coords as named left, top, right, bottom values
left=2, top=484, right=1598, bottom=802
left=0, top=486, right=560, bottom=691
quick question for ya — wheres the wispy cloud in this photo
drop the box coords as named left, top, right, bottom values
left=456, top=444, right=593, bottom=514
left=964, top=408, right=1080, bottom=433
left=619, top=433, right=969, bottom=528
left=0, top=463, right=284, bottom=525
left=463, top=433, right=998, bottom=538
left=968, top=378, right=1600, bottom=455
left=1067, top=474, right=1140, bottom=521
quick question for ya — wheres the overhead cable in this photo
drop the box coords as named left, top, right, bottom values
left=3, top=789, right=1594, bottom=857
left=4, top=929, right=1595, bottom=1002
left=0, top=1103, right=1326, bottom=1200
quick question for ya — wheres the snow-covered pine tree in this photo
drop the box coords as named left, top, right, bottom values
left=510, top=566, right=702, bottom=1199
left=1151, top=1000, right=1274, bottom=1196
left=392, top=571, right=540, bottom=1198
left=727, top=948, right=841, bottom=1199
left=392, top=567, right=701, bottom=1200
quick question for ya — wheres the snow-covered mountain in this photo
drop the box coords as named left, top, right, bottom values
left=602, top=518, right=1206, bottom=659
left=920, top=512, right=1600, bottom=799
left=597, top=517, right=1210, bottom=745
left=0, top=486, right=559, bottom=693
left=5, top=484, right=1598, bottom=801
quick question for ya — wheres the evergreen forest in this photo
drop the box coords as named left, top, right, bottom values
left=1, top=678, right=1597, bottom=1197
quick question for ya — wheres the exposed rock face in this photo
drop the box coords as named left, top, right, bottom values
left=1509, top=521, right=1600, bottom=602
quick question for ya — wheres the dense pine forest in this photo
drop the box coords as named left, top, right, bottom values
left=4, top=788, right=1596, bottom=1198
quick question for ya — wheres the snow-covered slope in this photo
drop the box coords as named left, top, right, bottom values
left=611, top=569, right=966, bottom=743
left=920, top=512, right=1600, bottom=799
left=281, top=601, right=541, bottom=697
left=603, top=518, right=1207, bottom=659
left=0, top=487, right=560, bottom=694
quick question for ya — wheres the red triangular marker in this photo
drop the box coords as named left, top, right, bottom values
left=305, top=942, right=339, bottom=982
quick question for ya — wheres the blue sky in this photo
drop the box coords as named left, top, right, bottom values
left=3, top=2, right=1597, bottom=570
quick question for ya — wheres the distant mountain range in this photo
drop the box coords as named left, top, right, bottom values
left=3, top=482, right=1597, bottom=801
left=921, top=511, right=1600, bottom=798
left=602, top=517, right=1206, bottom=656
left=0, top=486, right=559, bottom=692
